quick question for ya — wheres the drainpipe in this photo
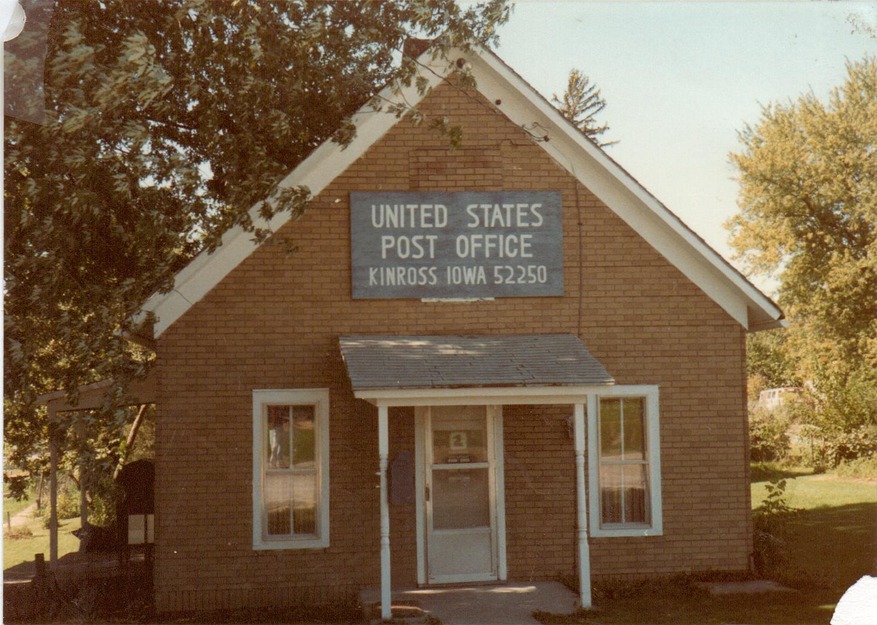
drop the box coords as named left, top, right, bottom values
left=378, top=404, right=392, bottom=621
left=574, top=401, right=592, bottom=608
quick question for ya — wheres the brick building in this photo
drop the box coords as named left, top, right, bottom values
left=135, top=44, right=782, bottom=617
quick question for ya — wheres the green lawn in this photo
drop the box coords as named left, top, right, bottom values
left=751, top=470, right=877, bottom=593
left=3, top=507, right=82, bottom=572
left=537, top=580, right=840, bottom=625
left=3, top=483, right=37, bottom=518
left=537, top=467, right=877, bottom=625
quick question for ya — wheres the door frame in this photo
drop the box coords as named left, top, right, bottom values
left=414, top=405, right=506, bottom=585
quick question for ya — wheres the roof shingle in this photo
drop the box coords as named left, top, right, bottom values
left=339, top=335, right=614, bottom=391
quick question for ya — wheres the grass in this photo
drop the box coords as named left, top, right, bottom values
left=537, top=577, right=839, bottom=625
left=3, top=506, right=82, bottom=572
left=3, top=481, right=40, bottom=518
left=750, top=465, right=877, bottom=593
left=536, top=464, right=877, bottom=625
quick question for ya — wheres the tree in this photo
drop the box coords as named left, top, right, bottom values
left=4, top=0, right=511, bottom=481
left=728, top=56, right=877, bottom=463
left=552, top=68, right=614, bottom=147
left=746, top=329, right=799, bottom=395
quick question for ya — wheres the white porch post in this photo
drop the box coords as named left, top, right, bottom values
left=378, top=404, right=392, bottom=621
left=574, top=401, right=592, bottom=608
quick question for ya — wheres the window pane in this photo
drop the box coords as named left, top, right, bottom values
left=292, top=472, right=317, bottom=535
left=622, top=464, right=649, bottom=524
left=267, top=405, right=290, bottom=469
left=432, top=467, right=490, bottom=529
left=622, top=398, right=645, bottom=460
left=600, top=466, right=623, bottom=525
left=432, top=406, right=487, bottom=463
left=265, top=473, right=291, bottom=535
left=292, top=405, right=316, bottom=467
left=600, top=399, right=622, bottom=458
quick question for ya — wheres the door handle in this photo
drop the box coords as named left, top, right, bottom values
left=425, top=486, right=430, bottom=502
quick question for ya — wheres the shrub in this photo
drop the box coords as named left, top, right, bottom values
left=834, top=453, right=877, bottom=479
left=749, top=408, right=791, bottom=462
left=823, top=425, right=877, bottom=467
left=752, top=478, right=797, bottom=577
left=4, top=526, right=34, bottom=540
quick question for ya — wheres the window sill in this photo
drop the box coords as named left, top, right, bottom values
left=253, top=537, right=329, bottom=551
left=590, top=525, right=662, bottom=538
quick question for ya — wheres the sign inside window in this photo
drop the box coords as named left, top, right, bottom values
left=350, top=191, right=563, bottom=299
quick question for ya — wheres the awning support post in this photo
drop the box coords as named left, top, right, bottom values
left=378, top=404, right=392, bottom=621
left=574, top=401, right=592, bottom=609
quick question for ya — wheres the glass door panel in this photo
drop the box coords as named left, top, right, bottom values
left=426, top=406, right=496, bottom=583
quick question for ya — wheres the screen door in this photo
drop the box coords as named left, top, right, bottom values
left=425, top=405, right=499, bottom=583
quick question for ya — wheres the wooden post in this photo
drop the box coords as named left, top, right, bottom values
left=378, top=404, right=392, bottom=621
left=77, top=416, right=88, bottom=533
left=34, top=553, right=46, bottom=578
left=36, top=473, right=44, bottom=511
left=49, top=410, right=59, bottom=567
left=574, top=401, right=592, bottom=609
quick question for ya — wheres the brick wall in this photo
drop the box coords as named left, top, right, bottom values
left=154, top=79, right=751, bottom=613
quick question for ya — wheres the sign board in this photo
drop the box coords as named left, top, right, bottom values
left=350, top=191, right=563, bottom=299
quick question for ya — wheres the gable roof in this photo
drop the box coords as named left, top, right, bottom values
left=135, top=44, right=783, bottom=339
left=339, top=334, right=615, bottom=392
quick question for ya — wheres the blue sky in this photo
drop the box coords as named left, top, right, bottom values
left=494, top=2, right=876, bottom=293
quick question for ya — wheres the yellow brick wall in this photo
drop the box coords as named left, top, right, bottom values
left=154, top=80, right=751, bottom=613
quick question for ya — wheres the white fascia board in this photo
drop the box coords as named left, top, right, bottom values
left=468, top=49, right=782, bottom=331
left=140, top=57, right=449, bottom=338
left=355, top=385, right=615, bottom=407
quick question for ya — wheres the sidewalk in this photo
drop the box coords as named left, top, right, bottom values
left=361, top=581, right=580, bottom=625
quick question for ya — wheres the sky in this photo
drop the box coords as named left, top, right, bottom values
left=493, top=1, right=876, bottom=294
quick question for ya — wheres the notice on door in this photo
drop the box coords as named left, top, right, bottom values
left=350, top=191, right=563, bottom=299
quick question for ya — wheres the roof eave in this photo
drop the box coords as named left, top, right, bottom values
left=466, top=46, right=784, bottom=332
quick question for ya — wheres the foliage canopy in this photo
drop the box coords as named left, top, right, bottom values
left=4, top=0, right=511, bottom=477
left=730, top=55, right=877, bottom=464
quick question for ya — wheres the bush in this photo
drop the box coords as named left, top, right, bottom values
left=87, top=474, right=121, bottom=526
left=4, top=525, right=34, bottom=540
left=796, top=423, right=877, bottom=470
left=749, top=408, right=791, bottom=462
left=39, top=478, right=82, bottom=527
left=38, top=470, right=123, bottom=528
left=834, top=453, right=877, bottom=479
left=823, top=425, right=877, bottom=467
left=752, top=478, right=797, bottom=577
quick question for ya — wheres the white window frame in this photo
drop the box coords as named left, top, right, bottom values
left=252, top=389, right=330, bottom=550
left=588, top=386, right=662, bottom=537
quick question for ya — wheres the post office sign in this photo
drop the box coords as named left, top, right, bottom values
left=350, top=191, right=563, bottom=299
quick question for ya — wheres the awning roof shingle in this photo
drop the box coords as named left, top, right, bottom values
left=339, top=335, right=614, bottom=391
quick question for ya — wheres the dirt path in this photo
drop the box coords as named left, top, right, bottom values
left=5, top=502, right=38, bottom=531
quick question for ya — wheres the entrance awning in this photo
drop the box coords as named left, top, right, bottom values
left=342, top=334, right=606, bottom=614
left=339, top=334, right=614, bottom=399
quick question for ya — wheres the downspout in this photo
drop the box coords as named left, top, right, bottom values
left=378, top=404, right=392, bottom=621
left=574, top=401, right=592, bottom=608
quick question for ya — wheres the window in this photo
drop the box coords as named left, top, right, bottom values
left=252, top=389, right=330, bottom=549
left=588, top=388, right=662, bottom=537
